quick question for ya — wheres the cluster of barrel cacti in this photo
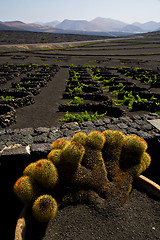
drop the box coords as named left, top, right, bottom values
left=14, top=129, right=151, bottom=222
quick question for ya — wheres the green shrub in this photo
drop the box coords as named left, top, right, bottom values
left=67, top=96, right=84, bottom=105
left=59, top=111, right=107, bottom=123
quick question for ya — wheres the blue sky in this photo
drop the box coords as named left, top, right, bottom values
left=1, top=0, right=160, bottom=24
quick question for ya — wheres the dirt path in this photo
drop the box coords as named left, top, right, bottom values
left=11, top=68, right=68, bottom=129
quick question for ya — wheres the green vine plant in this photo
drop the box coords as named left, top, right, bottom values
left=113, top=91, right=160, bottom=111
left=111, top=83, right=126, bottom=95
left=59, top=111, right=107, bottom=123
left=144, top=75, right=157, bottom=84
left=67, top=97, right=84, bottom=105
left=112, top=92, right=135, bottom=109
left=1, top=95, right=14, bottom=100
left=15, top=84, right=26, bottom=90
left=119, top=67, right=159, bottom=85
left=68, top=86, right=83, bottom=94
left=25, top=80, right=31, bottom=84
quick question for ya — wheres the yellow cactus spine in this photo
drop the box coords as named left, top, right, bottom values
left=23, top=162, right=36, bottom=177
left=103, top=130, right=126, bottom=162
left=47, top=149, right=62, bottom=166
left=71, top=132, right=87, bottom=146
left=128, top=151, right=151, bottom=178
left=85, top=131, right=105, bottom=150
left=33, top=159, right=58, bottom=189
left=61, top=141, right=85, bottom=167
left=102, top=130, right=126, bottom=180
left=32, top=195, right=58, bottom=222
left=82, top=131, right=107, bottom=182
left=121, top=135, right=148, bottom=167
left=51, top=138, right=69, bottom=150
left=13, top=176, right=41, bottom=206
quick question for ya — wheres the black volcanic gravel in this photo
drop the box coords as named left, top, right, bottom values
left=24, top=188, right=160, bottom=240
left=0, top=30, right=109, bottom=45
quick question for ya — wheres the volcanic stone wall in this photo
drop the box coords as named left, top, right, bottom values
left=1, top=113, right=159, bottom=157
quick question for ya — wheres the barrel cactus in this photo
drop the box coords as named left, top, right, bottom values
left=13, top=176, right=41, bottom=206
left=14, top=129, right=151, bottom=222
left=32, top=159, right=58, bottom=189
left=32, top=195, right=58, bottom=222
left=23, top=162, right=36, bottom=177
left=71, top=132, right=87, bottom=145
left=47, top=149, right=62, bottom=166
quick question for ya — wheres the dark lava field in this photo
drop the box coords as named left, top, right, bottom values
left=0, top=31, right=160, bottom=128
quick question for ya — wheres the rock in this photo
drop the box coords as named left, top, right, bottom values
left=147, top=119, right=160, bottom=132
left=31, top=143, right=50, bottom=155
left=141, top=123, right=153, bottom=131
left=106, top=124, right=121, bottom=131
left=48, top=128, right=62, bottom=142
left=103, top=118, right=111, bottom=125
left=62, top=122, right=80, bottom=131
left=34, top=127, right=50, bottom=134
left=20, top=128, right=34, bottom=135
left=80, top=121, right=95, bottom=130
left=1, top=144, right=30, bottom=157
left=33, top=133, right=48, bottom=143
left=0, top=129, right=6, bottom=135
left=127, top=122, right=141, bottom=130
left=117, top=123, right=128, bottom=129
left=92, top=119, right=105, bottom=127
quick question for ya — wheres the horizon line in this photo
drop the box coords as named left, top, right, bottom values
left=1, top=17, right=160, bottom=25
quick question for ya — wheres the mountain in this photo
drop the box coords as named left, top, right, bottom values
left=121, top=24, right=143, bottom=33
left=50, top=18, right=146, bottom=33
left=35, top=21, right=60, bottom=27
left=133, top=21, right=160, bottom=32
left=56, top=19, right=97, bottom=31
left=43, top=21, right=60, bottom=26
left=55, top=18, right=128, bottom=32
left=1, top=18, right=160, bottom=35
left=0, top=21, right=59, bottom=33
left=90, top=17, right=127, bottom=31
left=0, top=21, right=20, bottom=31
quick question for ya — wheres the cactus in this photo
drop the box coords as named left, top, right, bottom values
left=120, top=135, right=148, bottom=166
left=13, top=129, right=152, bottom=222
left=73, top=130, right=151, bottom=203
left=141, top=152, right=151, bottom=172
left=85, top=131, right=105, bottom=150
left=47, top=149, right=62, bottom=166
left=127, top=151, right=151, bottom=178
left=58, top=141, right=85, bottom=182
left=72, top=131, right=108, bottom=195
left=61, top=141, right=85, bottom=167
left=71, top=132, right=87, bottom=145
left=102, top=130, right=126, bottom=181
left=32, top=159, right=58, bottom=189
left=23, top=162, right=36, bottom=177
left=51, top=138, right=69, bottom=150
left=13, top=176, right=41, bottom=206
left=82, top=131, right=106, bottom=174
left=32, top=195, right=58, bottom=222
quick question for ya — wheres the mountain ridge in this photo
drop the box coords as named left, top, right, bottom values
left=1, top=17, right=160, bottom=35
